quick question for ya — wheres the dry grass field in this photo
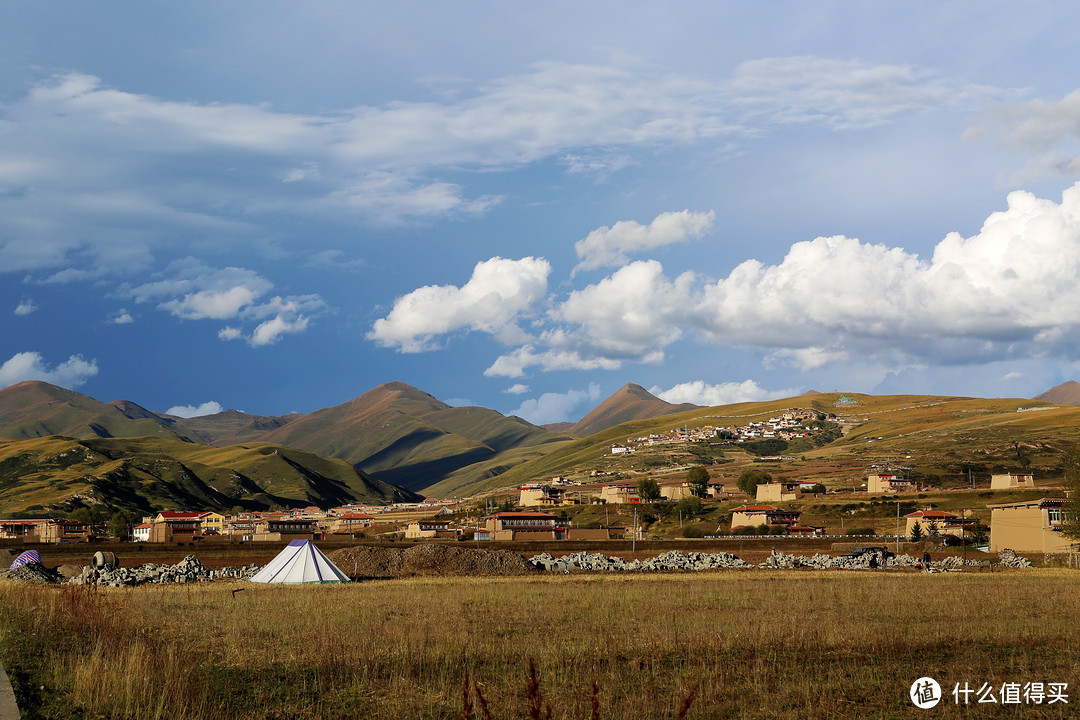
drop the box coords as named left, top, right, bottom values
left=1, top=570, right=1078, bottom=719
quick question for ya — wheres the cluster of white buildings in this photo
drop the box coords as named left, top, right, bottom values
left=611, top=408, right=828, bottom=455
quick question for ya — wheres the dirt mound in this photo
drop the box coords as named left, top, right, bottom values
left=328, top=546, right=405, bottom=578
left=401, top=544, right=537, bottom=576
left=328, top=544, right=537, bottom=578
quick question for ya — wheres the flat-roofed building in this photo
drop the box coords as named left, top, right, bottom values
left=755, top=481, right=803, bottom=502
left=867, top=474, right=913, bottom=493
left=904, top=510, right=978, bottom=540
left=477, top=512, right=570, bottom=541
left=729, top=504, right=801, bottom=530
left=251, top=517, right=319, bottom=542
left=600, top=484, right=640, bottom=504
left=989, top=473, right=1036, bottom=491
left=989, top=498, right=1075, bottom=553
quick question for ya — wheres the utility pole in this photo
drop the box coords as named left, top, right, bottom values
left=962, top=507, right=967, bottom=561
left=633, top=506, right=637, bottom=553
left=896, top=501, right=900, bottom=554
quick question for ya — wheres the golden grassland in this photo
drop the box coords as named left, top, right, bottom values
left=1, top=570, right=1079, bottom=719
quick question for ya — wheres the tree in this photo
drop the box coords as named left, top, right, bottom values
left=1061, top=447, right=1080, bottom=541
left=909, top=521, right=923, bottom=542
left=107, top=510, right=133, bottom=539
left=69, top=505, right=105, bottom=527
left=737, top=469, right=772, bottom=496
left=675, top=496, right=704, bottom=518
left=637, top=477, right=661, bottom=503
left=686, top=466, right=710, bottom=497
left=966, top=522, right=989, bottom=546
left=924, top=521, right=942, bottom=544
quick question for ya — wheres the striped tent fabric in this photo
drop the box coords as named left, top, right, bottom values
left=9, top=550, right=42, bottom=569
left=248, top=540, right=350, bottom=584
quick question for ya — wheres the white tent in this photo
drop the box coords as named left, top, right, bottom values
left=249, top=540, right=350, bottom=584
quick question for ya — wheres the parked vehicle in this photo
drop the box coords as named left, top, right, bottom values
left=841, top=546, right=895, bottom=560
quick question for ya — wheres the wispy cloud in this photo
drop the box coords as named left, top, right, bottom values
left=165, top=400, right=223, bottom=418
left=573, top=210, right=715, bottom=273
left=123, top=258, right=325, bottom=346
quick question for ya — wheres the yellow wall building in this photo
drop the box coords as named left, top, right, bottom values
left=989, top=498, right=1074, bottom=553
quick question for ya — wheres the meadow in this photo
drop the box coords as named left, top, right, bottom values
left=1, top=570, right=1078, bottom=719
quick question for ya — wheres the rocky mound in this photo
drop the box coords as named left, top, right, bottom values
left=530, top=549, right=1035, bottom=572
left=327, top=544, right=537, bottom=578
left=0, top=561, right=63, bottom=584
left=68, top=556, right=258, bottom=587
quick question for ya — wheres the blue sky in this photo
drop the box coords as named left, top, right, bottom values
left=4, top=2, right=1080, bottom=424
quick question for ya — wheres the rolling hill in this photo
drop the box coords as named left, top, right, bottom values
left=0, top=435, right=420, bottom=517
left=451, top=392, right=1080, bottom=496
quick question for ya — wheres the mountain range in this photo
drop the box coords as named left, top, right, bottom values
left=0, top=380, right=694, bottom=514
left=1, top=377, right=1076, bottom=517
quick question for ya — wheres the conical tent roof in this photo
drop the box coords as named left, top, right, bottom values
left=249, top=540, right=350, bottom=584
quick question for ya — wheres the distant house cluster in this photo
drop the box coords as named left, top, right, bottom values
left=1, top=498, right=462, bottom=545
left=610, top=408, right=829, bottom=455
left=519, top=479, right=726, bottom=508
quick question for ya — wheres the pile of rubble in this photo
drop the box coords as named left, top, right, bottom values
left=531, top=550, right=749, bottom=572
left=997, top=548, right=1033, bottom=568
left=531, top=549, right=1035, bottom=573
left=327, top=544, right=538, bottom=578
left=68, top=556, right=259, bottom=587
left=0, top=562, right=64, bottom=584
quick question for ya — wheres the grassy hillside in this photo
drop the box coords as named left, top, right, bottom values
left=444, top=392, right=1080, bottom=496
left=0, top=435, right=420, bottom=517
left=258, top=382, right=571, bottom=492
left=0, top=382, right=191, bottom=442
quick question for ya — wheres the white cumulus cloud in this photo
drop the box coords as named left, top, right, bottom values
left=166, top=401, right=224, bottom=418
left=509, top=383, right=602, bottom=425
left=651, top=380, right=799, bottom=407
left=369, top=256, right=551, bottom=352
left=573, top=210, right=715, bottom=272
left=504, top=384, right=530, bottom=394
left=13, top=299, right=37, bottom=316
left=0, top=351, right=98, bottom=389
left=481, top=183, right=1080, bottom=377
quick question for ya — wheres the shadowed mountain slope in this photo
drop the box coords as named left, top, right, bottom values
left=257, top=382, right=572, bottom=492
left=0, top=435, right=420, bottom=517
